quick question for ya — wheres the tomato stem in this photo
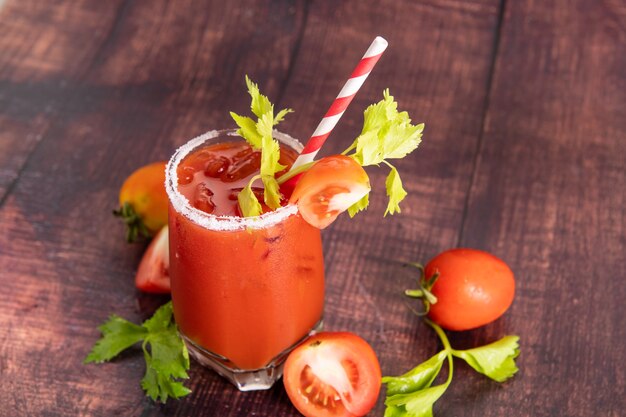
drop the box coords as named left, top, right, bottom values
left=404, top=263, right=439, bottom=313
left=113, top=202, right=151, bottom=243
left=404, top=289, right=425, bottom=297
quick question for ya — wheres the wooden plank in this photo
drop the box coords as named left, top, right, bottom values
left=0, top=0, right=126, bottom=201
left=0, top=0, right=308, bottom=416
left=275, top=3, right=501, bottom=413
left=0, top=0, right=511, bottom=416
left=457, top=0, right=626, bottom=416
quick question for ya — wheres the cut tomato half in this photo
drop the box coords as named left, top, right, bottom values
left=135, top=225, right=170, bottom=293
left=283, top=332, right=381, bottom=417
left=289, top=156, right=370, bottom=229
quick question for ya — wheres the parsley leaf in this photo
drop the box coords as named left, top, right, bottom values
left=347, top=192, right=369, bottom=217
left=382, top=319, right=520, bottom=417
left=229, top=112, right=261, bottom=149
left=384, top=164, right=408, bottom=216
left=84, top=315, right=147, bottom=363
left=246, top=75, right=273, bottom=118
left=344, top=89, right=423, bottom=217
left=382, top=350, right=447, bottom=396
left=349, top=89, right=423, bottom=167
left=230, top=76, right=292, bottom=216
left=385, top=383, right=449, bottom=417
left=85, top=302, right=191, bottom=403
left=452, top=335, right=520, bottom=382
left=237, top=176, right=263, bottom=217
left=262, top=175, right=282, bottom=209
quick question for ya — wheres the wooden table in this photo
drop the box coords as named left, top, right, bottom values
left=1, top=1, right=624, bottom=416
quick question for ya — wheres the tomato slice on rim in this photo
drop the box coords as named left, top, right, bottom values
left=283, top=332, right=381, bottom=417
left=135, top=225, right=170, bottom=293
left=289, top=156, right=370, bottom=229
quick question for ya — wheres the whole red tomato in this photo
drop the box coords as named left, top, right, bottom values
left=411, top=248, right=515, bottom=331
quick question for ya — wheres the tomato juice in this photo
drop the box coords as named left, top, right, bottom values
left=165, top=130, right=324, bottom=389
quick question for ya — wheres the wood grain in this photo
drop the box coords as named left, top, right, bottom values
left=455, top=1, right=626, bottom=416
left=0, top=0, right=623, bottom=416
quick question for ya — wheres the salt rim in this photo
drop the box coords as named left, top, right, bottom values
left=165, top=129, right=304, bottom=231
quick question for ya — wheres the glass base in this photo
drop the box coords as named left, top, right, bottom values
left=181, top=318, right=323, bottom=391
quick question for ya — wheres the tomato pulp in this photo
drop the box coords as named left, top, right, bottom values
left=167, top=131, right=325, bottom=372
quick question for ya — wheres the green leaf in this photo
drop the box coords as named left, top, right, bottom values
left=262, top=175, right=282, bottom=210
left=452, top=335, right=520, bottom=382
left=246, top=75, right=273, bottom=118
left=142, top=302, right=174, bottom=333
left=385, top=383, right=449, bottom=417
left=349, top=89, right=423, bottom=166
left=385, top=165, right=408, bottom=216
left=230, top=77, right=293, bottom=215
left=84, top=315, right=147, bottom=363
left=260, top=130, right=285, bottom=175
left=361, top=88, right=396, bottom=135
left=230, top=112, right=261, bottom=149
left=384, top=405, right=407, bottom=417
left=382, top=350, right=447, bottom=396
left=354, top=130, right=384, bottom=166
left=238, top=178, right=263, bottom=217
left=141, top=347, right=191, bottom=403
left=347, top=192, right=370, bottom=217
left=256, top=112, right=275, bottom=140
left=383, top=121, right=423, bottom=160
left=146, top=331, right=190, bottom=380
left=85, top=302, right=191, bottom=403
left=274, top=108, right=293, bottom=125
left=342, top=89, right=423, bottom=218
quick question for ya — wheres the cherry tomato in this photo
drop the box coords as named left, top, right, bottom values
left=289, top=156, right=370, bottom=229
left=135, top=225, right=170, bottom=293
left=283, top=332, right=381, bottom=417
left=115, top=161, right=168, bottom=242
left=424, top=248, right=515, bottom=331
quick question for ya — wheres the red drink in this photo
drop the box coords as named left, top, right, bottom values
left=165, top=130, right=324, bottom=390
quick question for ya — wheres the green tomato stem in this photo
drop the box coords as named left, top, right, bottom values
left=405, top=289, right=425, bottom=297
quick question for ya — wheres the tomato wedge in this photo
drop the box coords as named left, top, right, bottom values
left=283, top=332, right=381, bottom=417
left=289, top=156, right=370, bottom=229
left=135, top=225, right=170, bottom=293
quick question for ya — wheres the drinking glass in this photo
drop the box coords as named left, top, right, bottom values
left=165, top=129, right=324, bottom=390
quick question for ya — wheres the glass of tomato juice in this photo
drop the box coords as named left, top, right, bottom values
left=164, top=129, right=324, bottom=391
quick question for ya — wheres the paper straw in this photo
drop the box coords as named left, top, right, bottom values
left=289, top=36, right=388, bottom=170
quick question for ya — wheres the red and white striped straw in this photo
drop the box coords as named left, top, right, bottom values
left=289, top=36, right=388, bottom=170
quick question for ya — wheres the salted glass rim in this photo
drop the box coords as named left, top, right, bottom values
left=165, top=129, right=303, bottom=231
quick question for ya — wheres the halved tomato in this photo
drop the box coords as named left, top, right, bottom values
left=283, top=332, right=381, bottom=417
left=289, top=156, right=370, bottom=229
left=135, top=225, right=170, bottom=293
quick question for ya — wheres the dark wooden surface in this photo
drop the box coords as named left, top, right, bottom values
left=0, top=0, right=624, bottom=416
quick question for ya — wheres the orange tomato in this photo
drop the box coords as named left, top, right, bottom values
left=115, top=162, right=168, bottom=242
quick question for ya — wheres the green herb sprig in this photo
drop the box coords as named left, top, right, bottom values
left=232, top=77, right=424, bottom=218
left=342, top=89, right=423, bottom=216
left=230, top=76, right=293, bottom=217
left=84, top=302, right=191, bottom=403
left=382, top=319, right=520, bottom=417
